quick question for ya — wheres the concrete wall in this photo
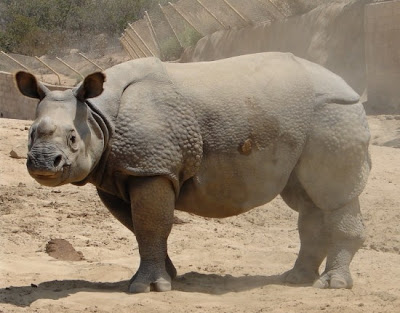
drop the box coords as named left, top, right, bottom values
left=365, top=0, right=400, bottom=114
left=0, top=71, right=70, bottom=120
left=0, top=71, right=37, bottom=120
left=181, top=0, right=369, bottom=95
left=181, top=0, right=400, bottom=114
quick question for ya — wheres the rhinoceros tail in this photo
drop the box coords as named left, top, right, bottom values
left=296, top=57, right=360, bottom=105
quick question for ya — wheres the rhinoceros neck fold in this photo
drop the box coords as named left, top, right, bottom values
left=71, top=99, right=113, bottom=187
left=86, top=100, right=113, bottom=150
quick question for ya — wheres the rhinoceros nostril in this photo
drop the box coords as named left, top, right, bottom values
left=27, top=153, right=34, bottom=166
left=53, top=155, right=63, bottom=168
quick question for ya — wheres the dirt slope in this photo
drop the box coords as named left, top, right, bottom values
left=0, top=117, right=399, bottom=313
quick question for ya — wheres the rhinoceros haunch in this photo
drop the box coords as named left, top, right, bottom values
left=15, top=52, right=370, bottom=293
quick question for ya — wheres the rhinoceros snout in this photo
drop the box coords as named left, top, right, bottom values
left=26, top=149, right=69, bottom=180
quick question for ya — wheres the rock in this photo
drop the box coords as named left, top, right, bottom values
left=45, top=239, right=84, bottom=261
left=10, top=145, right=28, bottom=159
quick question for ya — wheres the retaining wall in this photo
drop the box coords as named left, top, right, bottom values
left=181, top=0, right=400, bottom=114
left=0, top=71, right=70, bottom=120
left=365, top=1, right=400, bottom=114
left=181, top=0, right=369, bottom=95
left=0, top=71, right=37, bottom=120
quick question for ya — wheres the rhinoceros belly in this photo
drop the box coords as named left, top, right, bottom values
left=176, top=142, right=299, bottom=218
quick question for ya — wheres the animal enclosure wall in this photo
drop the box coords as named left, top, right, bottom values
left=181, top=0, right=368, bottom=95
left=0, top=71, right=37, bottom=120
left=120, top=0, right=314, bottom=61
left=365, top=1, right=400, bottom=113
left=0, top=72, right=70, bottom=120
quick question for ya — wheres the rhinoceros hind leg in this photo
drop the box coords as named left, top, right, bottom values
left=313, top=198, right=365, bottom=289
left=280, top=173, right=328, bottom=285
left=292, top=102, right=369, bottom=288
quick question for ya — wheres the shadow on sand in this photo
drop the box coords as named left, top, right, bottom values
left=0, top=272, right=290, bottom=307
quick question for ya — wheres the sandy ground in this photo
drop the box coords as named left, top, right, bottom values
left=0, top=116, right=399, bottom=313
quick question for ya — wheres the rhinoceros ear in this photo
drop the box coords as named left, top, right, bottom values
left=15, top=71, right=48, bottom=100
left=75, top=72, right=105, bottom=102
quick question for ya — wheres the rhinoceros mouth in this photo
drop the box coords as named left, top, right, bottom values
left=36, top=173, right=58, bottom=179
left=29, top=163, right=71, bottom=186
left=34, top=171, right=61, bottom=179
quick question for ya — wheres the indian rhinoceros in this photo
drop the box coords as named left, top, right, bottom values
left=15, top=52, right=370, bottom=293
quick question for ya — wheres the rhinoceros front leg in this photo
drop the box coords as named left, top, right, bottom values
left=128, top=176, right=175, bottom=293
left=97, top=188, right=177, bottom=281
left=314, top=198, right=365, bottom=289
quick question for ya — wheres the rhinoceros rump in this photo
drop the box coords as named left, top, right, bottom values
left=15, top=52, right=370, bottom=293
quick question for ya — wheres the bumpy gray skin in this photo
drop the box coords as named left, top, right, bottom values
left=15, top=52, right=370, bottom=293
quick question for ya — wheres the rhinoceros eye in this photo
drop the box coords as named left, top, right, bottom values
left=68, top=130, right=78, bottom=151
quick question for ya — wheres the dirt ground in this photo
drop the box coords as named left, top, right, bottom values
left=0, top=116, right=399, bottom=313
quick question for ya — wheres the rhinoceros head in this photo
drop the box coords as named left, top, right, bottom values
left=15, top=71, right=105, bottom=187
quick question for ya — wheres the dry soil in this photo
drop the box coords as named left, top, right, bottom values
left=0, top=116, right=399, bottom=313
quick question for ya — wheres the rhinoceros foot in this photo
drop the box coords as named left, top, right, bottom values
left=129, top=266, right=171, bottom=293
left=283, top=267, right=319, bottom=285
left=313, top=270, right=353, bottom=289
left=129, top=277, right=171, bottom=293
left=128, top=255, right=177, bottom=293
